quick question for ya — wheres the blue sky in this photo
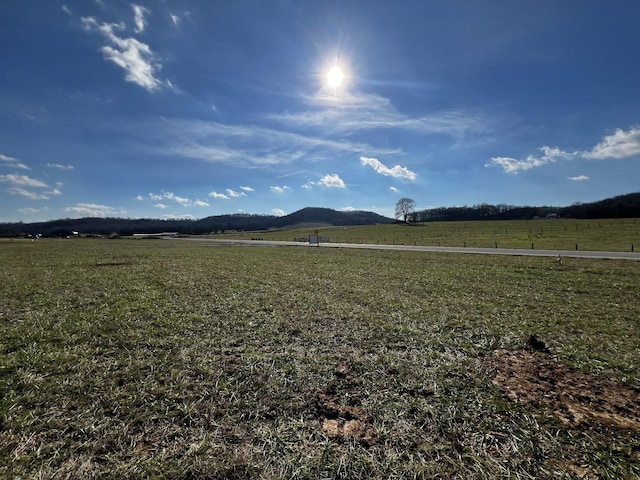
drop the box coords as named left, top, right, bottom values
left=1, top=1, right=640, bottom=222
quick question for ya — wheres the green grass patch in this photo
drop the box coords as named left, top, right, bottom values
left=224, top=217, right=640, bottom=252
left=1, top=239, right=639, bottom=478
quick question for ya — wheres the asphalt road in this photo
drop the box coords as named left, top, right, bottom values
left=169, top=237, right=640, bottom=261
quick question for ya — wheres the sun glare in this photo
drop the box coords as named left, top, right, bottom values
left=327, top=65, right=344, bottom=88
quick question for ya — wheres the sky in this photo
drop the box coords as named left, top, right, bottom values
left=1, top=1, right=640, bottom=222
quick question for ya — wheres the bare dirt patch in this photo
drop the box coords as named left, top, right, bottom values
left=316, top=365, right=377, bottom=446
left=488, top=349, right=640, bottom=431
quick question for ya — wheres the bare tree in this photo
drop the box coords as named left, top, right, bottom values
left=395, top=197, right=416, bottom=223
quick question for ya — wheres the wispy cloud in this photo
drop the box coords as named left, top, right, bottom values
left=272, top=208, right=285, bottom=216
left=132, top=4, right=150, bottom=33
left=81, top=16, right=165, bottom=92
left=266, top=91, right=488, bottom=139
left=65, top=203, right=124, bottom=217
left=154, top=203, right=170, bottom=209
left=486, top=147, right=577, bottom=174
left=584, top=126, right=640, bottom=159
left=139, top=117, right=400, bottom=168
left=568, top=175, right=589, bottom=181
left=270, top=185, right=290, bottom=193
left=240, top=186, right=254, bottom=192
left=360, top=156, right=417, bottom=181
left=8, top=187, right=50, bottom=200
left=17, top=207, right=45, bottom=215
left=389, top=186, right=399, bottom=193
left=141, top=191, right=207, bottom=206
left=62, top=4, right=72, bottom=15
left=207, top=189, right=250, bottom=201
left=488, top=127, right=640, bottom=174
left=0, top=174, right=48, bottom=187
left=47, top=163, right=74, bottom=170
left=0, top=154, right=30, bottom=170
left=225, top=188, right=247, bottom=198
left=209, top=191, right=229, bottom=199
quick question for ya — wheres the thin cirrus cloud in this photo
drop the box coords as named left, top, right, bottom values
left=141, top=118, right=400, bottom=168
left=209, top=188, right=246, bottom=199
left=8, top=187, right=50, bottom=200
left=132, top=4, right=150, bottom=33
left=47, top=163, right=75, bottom=170
left=139, top=191, right=208, bottom=207
left=488, top=126, right=640, bottom=174
left=267, top=90, right=488, bottom=139
left=360, top=156, right=417, bottom=181
left=81, top=14, right=165, bottom=92
left=0, top=173, right=48, bottom=188
left=65, top=203, right=124, bottom=217
left=1, top=154, right=30, bottom=170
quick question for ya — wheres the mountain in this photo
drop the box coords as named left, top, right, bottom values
left=0, top=208, right=394, bottom=237
left=273, top=207, right=393, bottom=228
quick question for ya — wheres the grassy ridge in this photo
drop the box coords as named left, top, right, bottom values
left=225, top=218, right=640, bottom=251
left=1, top=239, right=639, bottom=478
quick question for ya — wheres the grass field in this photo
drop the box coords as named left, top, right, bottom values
left=1, top=239, right=639, bottom=479
left=224, top=218, right=640, bottom=252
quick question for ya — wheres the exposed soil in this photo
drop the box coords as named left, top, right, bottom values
left=488, top=349, right=640, bottom=432
left=316, top=365, right=377, bottom=446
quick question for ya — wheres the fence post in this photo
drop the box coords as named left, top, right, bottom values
left=575, top=243, right=578, bottom=251
left=531, top=243, right=534, bottom=249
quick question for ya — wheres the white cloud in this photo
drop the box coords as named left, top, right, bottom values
left=360, top=156, right=417, bottom=181
left=47, top=189, right=62, bottom=196
left=65, top=203, right=123, bottom=217
left=81, top=16, right=164, bottom=92
left=193, top=199, right=209, bottom=207
left=140, top=118, right=400, bottom=168
left=47, top=163, right=74, bottom=170
left=132, top=4, right=150, bottom=33
left=209, top=191, right=229, bottom=199
left=154, top=203, right=170, bottom=209
left=486, top=146, right=577, bottom=174
left=0, top=174, right=48, bottom=187
left=568, top=175, right=589, bottom=181
left=8, top=187, right=49, bottom=200
left=272, top=208, right=285, bottom=216
left=584, top=126, right=640, bottom=159
left=170, top=13, right=180, bottom=25
left=135, top=194, right=145, bottom=201
left=270, top=185, right=290, bottom=193
left=267, top=91, right=488, bottom=140
left=225, top=188, right=246, bottom=198
left=1, top=154, right=30, bottom=170
left=164, top=192, right=191, bottom=206
left=161, top=214, right=194, bottom=220
left=318, top=174, right=346, bottom=188
left=62, top=5, right=72, bottom=15
left=17, top=207, right=43, bottom=215
left=389, top=186, right=399, bottom=193
left=240, top=186, right=254, bottom=192
left=340, top=206, right=356, bottom=212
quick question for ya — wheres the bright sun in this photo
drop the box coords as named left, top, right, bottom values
left=327, top=65, right=344, bottom=88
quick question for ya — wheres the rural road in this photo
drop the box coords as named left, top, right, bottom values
left=169, top=237, right=640, bottom=261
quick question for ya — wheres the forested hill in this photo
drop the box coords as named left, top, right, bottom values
left=0, top=207, right=393, bottom=237
left=412, top=192, right=640, bottom=222
left=1, top=193, right=638, bottom=237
